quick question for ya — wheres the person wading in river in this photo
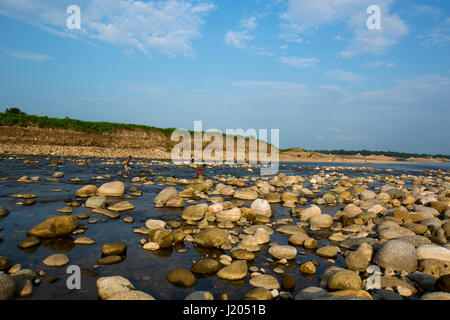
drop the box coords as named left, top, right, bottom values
left=123, top=156, right=132, bottom=177
left=196, top=164, right=206, bottom=179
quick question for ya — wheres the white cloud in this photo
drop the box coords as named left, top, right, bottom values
left=5, top=50, right=53, bottom=61
left=279, top=56, right=319, bottom=68
left=233, top=81, right=305, bottom=90
left=326, top=69, right=362, bottom=82
left=0, top=0, right=216, bottom=57
left=225, top=30, right=254, bottom=49
left=365, top=61, right=395, bottom=68
left=280, top=0, right=408, bottom=57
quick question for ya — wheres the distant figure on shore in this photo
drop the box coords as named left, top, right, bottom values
left=196, top=164, right=206, bottom=179
left=123, top=156, right=132, bottom=177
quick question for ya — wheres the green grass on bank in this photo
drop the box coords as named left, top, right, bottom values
left=0, top=108, right=178, bottom=136
left=0, top=108, right=262, bottom=143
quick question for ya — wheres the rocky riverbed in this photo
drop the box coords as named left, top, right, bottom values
left=0, top=155, right=449, bottom=300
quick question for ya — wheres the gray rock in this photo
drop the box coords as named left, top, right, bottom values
left=86, top=196, right=106, bottom=209
left=295, top=287, right=328, bottom=300
left=0, top=206, right=9, bottom=218
left=97, top=276, right=135, bottom=300
left=373, top=289, right=403, bottom=300
left=185, top=291, right=214, bottom=300
left=373, top=240, right=418, bottom=272
left=0, top=273, right=16, bottom=300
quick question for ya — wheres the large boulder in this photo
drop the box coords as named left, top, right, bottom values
left=216, top=207, right=241, bottom=222
left=96, top=181, right=125, bottom=197
left=251, top=199, right=272, bottom=217
left=97, top=276, right=135, bottom=300
left=310, top=214, right=333, bottom=228
left=217, top=261, right=247, bottom=280
left=327, top=270, right=363, bottom=291
left=345, top=242, right=373, bottom=272
left=233, top=188, right=258, bottom=200
left=182, top=203, right=208, bottom=221
left=0, top=273, right=16, bottom=300
left=28, top=216, right=78, bottom=238
left=154, top=187, right=178, bottom=207
left=86, top=196, right=106, bottom=209
left=373, top=240, right=418, bottom=272
left=194, top=228, right=228, bottom=248
left=269, top=245, right=297, bottom=260
left=75, top=185, right=97, bottom=197
left=167, top=269, right=196, bottom=287
left=416, top=245, right=450, bottom=262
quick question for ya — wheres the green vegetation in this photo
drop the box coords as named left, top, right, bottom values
left=1, top=108, right=178, bottom=136
left=0, top=108, right=267, bottom=143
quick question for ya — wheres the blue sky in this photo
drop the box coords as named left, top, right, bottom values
left=0, top=0, right=449, bottom=154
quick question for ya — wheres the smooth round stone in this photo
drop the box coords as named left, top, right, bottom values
left=96, top=181, right=125, bottom=197
left=167, top=269, right=196, bottom=287
left=28, top=216, right=78, bottom=238
left=288, top=233, right=311, bottom=245
left=328, top=270, right=363, bottom=291
left=0, top=273, right=16, bottom=300
left=97, top=255, right=123, bottom=265
left=231, top=249, right=256, bottom=260
left=18, top=236, right=41, bottom=249
left=86, top=196, right=106, bottom=209
left=102, top=242, right=127, bottom=256
left=182, top=203, right=208, bottom=221
left=185, top=291, right=214, bottom=300
left=217, top=261, right=248, bottom=280
left=269, top=245, right=297, bottom=260
left=0, top=206, right=9, bottom=218
left=166, top=197, right=185, bottom=208
left=420, top=292, right=450, bottom=300
left=0, top=257, right=13, bottom=272
left=249, top=275, right=280, bottom=290
left=316, top=246, right=340, bottom=258
left=96, top=276, right=135, bottom=300
left=143, top=242, right=160, bottom=251
left=373, top=240, right=418, bottom=272
left=194, top=228, right=228, bottom=248
left=238, top=235, right=260, bottom=252
left=191, top=259, right=223, bottom=274
left=216, top=207, right=241, bottom=222
left=208, top=203, right=224, bottom=214
left=416, top=245, right=450, bottom=262
left=276, top=225, right=306, bottom=235
left=75, top=213, right=90, bottom=220
left=244, top=225, right=274, bottom=235
left=108, top=201, right=134, bottom=212
left=123, top=217, right=133, bottom=223
left=254, top=228, right=271, bottom=244
left=295, top=287, right=328, bottom=300
left=251, top=199, right=272, bottom=217
left=43, top=254, right=69, bottom=267
left=74, top=237, right=95, bottom=245
left=300, top=262, right=316, bottom=274
left=242, top=287, right=273, bottom=300
left=75, top=185, right=97, bottom=197
left=145, top=219, right=166, bottom=230
left=309, top=214, right=333, bottom=228
left=108, top=290, right=155, bottom=300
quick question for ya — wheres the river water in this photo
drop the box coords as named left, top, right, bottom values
left=0, top=155, right=448, bottom=300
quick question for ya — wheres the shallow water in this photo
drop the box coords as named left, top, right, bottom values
left=0, top=155, right=448, bottom=300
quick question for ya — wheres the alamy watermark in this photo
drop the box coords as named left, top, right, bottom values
left=367, top=5, right=382, bottom=30
left=66, top=5, right=81, bottom=30
left=170, top=121, right=279, bottom=175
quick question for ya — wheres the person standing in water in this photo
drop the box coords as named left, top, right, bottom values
left=196, top=164, right=206, bottom=179
left=123, top=156, right=132, bottom=177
